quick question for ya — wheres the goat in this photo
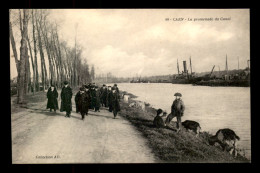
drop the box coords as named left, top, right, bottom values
left=181, top=120, right=201, bottom=137
left=123, top=94, right=130, bottom=103
left=129, top=101, right=145, bottom=111
left=208, top=128, right=240, bottom=157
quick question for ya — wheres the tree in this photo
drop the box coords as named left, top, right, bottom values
left=9, top=19, right=20, bottom=74
left=35, top=10, right=48, bottom=91
left=91, top=65, right=95, bottom=82
left=31, top=9, right=40, bottom=92
left=40, top=11, right=55, bottom=88
left=17, top=9, right=30, bottom=103
left=27, top=34, right=36, bottom=95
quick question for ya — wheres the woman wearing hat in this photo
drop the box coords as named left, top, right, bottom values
left=111, top=87, right=120, bottom=118
left=46, top=85, right=59, bottom=113
left=113, top=84, right=120, bottom=99
left=165, top=92, right=185, bottom=132
left=60, top=81, right=73, bottom=117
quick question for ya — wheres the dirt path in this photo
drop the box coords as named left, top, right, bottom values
left=11, top=94, right=156, bottom=163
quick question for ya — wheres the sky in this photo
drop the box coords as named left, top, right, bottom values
left=10, top=9, right=250, bottom=78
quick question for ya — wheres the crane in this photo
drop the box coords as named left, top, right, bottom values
left=209, top=65, right=215, bottom=78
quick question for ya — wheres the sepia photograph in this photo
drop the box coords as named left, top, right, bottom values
left=10, top=9, right=250, bottom=163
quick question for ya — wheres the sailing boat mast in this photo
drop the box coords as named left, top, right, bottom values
left=190, top=56, right=192, bottom=75
left=225, top=54, right=228, bottom=75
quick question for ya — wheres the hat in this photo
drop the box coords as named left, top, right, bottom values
left=103, top=84, right=106, bottom=86
left=84, top=85, right=89, bottom=89
left=80, top=87, right=85, bottom=91
left=114, top=84, right=117, bottom=86
left=63, top=81, right=69, bottom=85
left=174, top=92, right=182, bottom=97
left=157, top=109, right=163, bottom=115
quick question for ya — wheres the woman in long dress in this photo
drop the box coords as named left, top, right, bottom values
left=46, top=85, right=59, bottom=113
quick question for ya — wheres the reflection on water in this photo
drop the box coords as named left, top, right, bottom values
left=115, top=83, right=251, bottom=159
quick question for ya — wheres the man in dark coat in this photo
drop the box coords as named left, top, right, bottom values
left=165, top=93, right=185, bottom=132
left=92, top=86, right=101, bottom=112
left=75, top=87, right=90, bottom=120
left=46, top=85, right=59, bottom=112
left=60, top=81, right=73, bottom=117
left=113, top=84, right=120, bottom=100
left=106, top=86, right=113, bottom=112
left=111, top=87, right=120, bottom=118
left=75, top=86, right=83, bottom=113
left=89, top=84, right=95, bottom=110
left=100, top=84, right=108, bottom=107
left=84, top=85, right=92, bottom=111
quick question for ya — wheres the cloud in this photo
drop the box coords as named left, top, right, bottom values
left=88, top=45, right=175, bottom=77
left=10, top=9, right=250, bottom=79
left=142, top=23, right=234, bottom=44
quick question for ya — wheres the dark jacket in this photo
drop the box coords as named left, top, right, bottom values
left=114, top=87, right=120, bottom=100
left=171, top=98, right=185, bottom=117
left=111, top=91, right=120, bottom=112
left=153, top=115, right=165, bottom=128
left=106, top=90, right=112, bottom=106
left=92, top=89, right=101, bottom=108
left=60, top=86, right=73, bottom=112
left=75, top=91, right=90, bottom=114
left=100, top=87, right=108, bottom=101
left=46, top=88, right=59, bottom=110
left=89, top=88, right=95, bottom=109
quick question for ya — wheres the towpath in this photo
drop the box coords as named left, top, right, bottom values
left=11, top=93, right=156, bottom=163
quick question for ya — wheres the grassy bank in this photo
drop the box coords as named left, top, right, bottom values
left=119, top=91, right=249, bottom=163
left=11, top=91, right=48, bottom=114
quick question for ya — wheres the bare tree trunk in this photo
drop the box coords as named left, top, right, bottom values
left=41, top=20, right=54, bottom=87
left=35, top=11, right=46, bottom=91
left=63, top=46, right=70, bottom=81
left=26, top=57, right=31, bottom=94
left=54, top=27, right=64, bottom=87
left=9, top=21, right=20, bottom=74
left=17, top=9, right=29, bottom=104
left=49, top=42, right=57, bottom=87
left=51, top=32, right=61, bottom=88
left=32, top=10, right=39, bottom=92
left=27, top=35, right=36, bottom=95
left=43, top=54, right=48, bottom=88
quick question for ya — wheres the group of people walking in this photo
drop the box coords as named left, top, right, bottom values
left=46, top=81, right=121, bottom=120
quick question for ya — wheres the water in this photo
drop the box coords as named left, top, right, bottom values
left=114, top=83, right=251, bottom=159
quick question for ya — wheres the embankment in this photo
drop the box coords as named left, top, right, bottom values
left=193, top=80, right=250, bottom=87
left=119, top=91, right=250, bottom=163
